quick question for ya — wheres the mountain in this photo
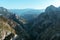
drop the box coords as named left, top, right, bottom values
left=9, top=9, right=44, bottom=15
left=0, top=7, right=30, bottom=40
left=9, top=9, right=44, bottom=22
left=0, top=15, right=16, bottom=40
left=45, top=5, right=57, bottom=12
left=1, top=5, right=60, bottom=40
left=29, top=5, right=60, bottom=40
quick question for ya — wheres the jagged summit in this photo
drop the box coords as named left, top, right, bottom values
left=45, top=5, right=57, bottom=12
left=31, top=5, right=60, bottom=40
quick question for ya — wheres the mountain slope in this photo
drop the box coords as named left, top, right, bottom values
left=0, top=16, right=15, bottom=40
left=0, top=7, right=30, bottom=40
left=30, top=5, right=60, bottom=40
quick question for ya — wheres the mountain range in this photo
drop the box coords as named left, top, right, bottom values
left=9, top=9, right=44, bottom=15
left=0, top=5, right=60, bottom=40
left=9, top=9, right=44, bottom=21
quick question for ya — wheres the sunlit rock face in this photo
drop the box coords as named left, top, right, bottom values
left=0, top=7, right=29, bottom=40
left=0, top=16, right=16, bottom=40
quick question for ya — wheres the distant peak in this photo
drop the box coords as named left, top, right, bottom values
left=0, top=7, right=6, bottom=9
left=45, top=5, right=57, bottom=12
left=0, top=7, right=7, bottom=12
left=49, top=5, right=55, bottom=7
left=46, top=5, right=56, bottom=9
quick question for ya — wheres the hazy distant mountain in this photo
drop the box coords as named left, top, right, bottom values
left=9, top=9, right=44, bottom=15
left=9, top=9, right=44, bottom=21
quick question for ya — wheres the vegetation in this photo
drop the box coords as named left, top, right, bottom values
left=0, top=16, right=15, bottom=40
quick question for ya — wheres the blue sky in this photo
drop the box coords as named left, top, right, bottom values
left=0, top=0, right=60, bottom=9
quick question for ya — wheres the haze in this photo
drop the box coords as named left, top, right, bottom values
left=0, top=0, right=60, bottom=9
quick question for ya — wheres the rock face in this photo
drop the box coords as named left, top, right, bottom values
left=45, top=5, right=57, bottom=12
left=29, top=5, right=60, bottom=40
left=0, top=7, right=30, bottom=40
left=0, top=16, right=15, bottom=40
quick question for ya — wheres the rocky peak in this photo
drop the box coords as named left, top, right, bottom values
left=45, top=5, right=57, bottom=12
left=0, top=7, right=8, bottom=12
left=31, top=5, right=60, bottom=40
